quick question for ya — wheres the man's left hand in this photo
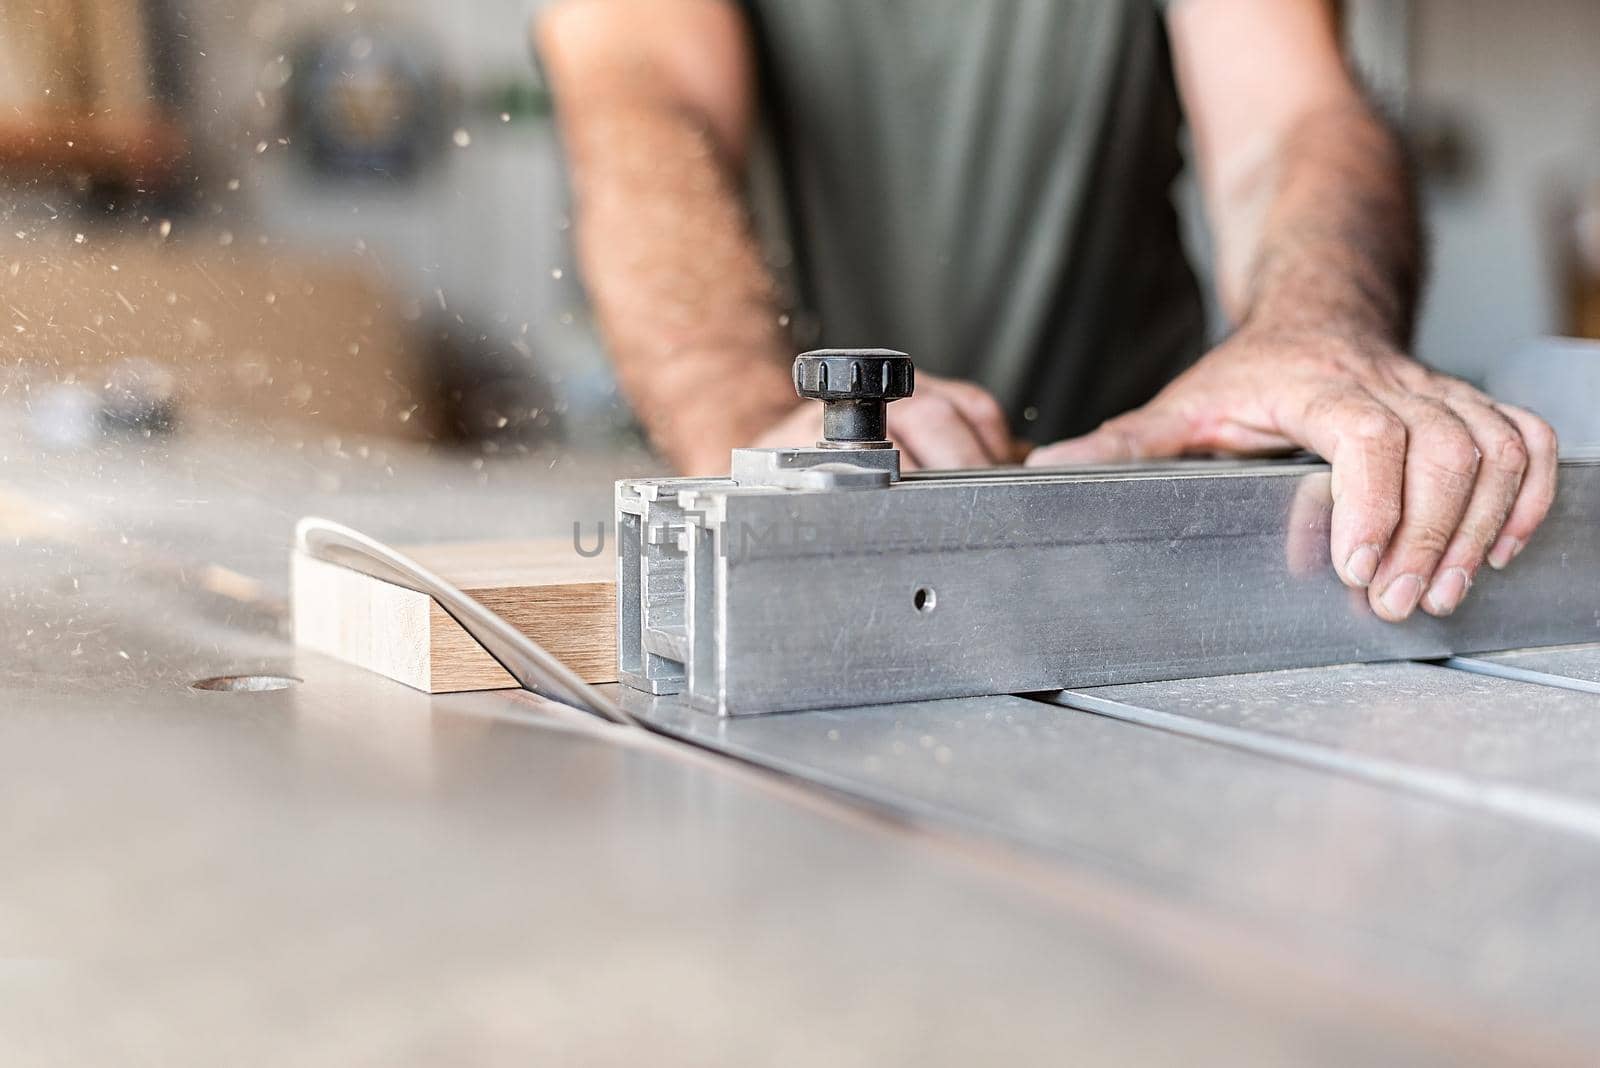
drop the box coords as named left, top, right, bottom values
left=1025, top=328, right=1559, bottom=622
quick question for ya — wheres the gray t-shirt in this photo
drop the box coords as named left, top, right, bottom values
left=742, top=0, right=1205, bottom=443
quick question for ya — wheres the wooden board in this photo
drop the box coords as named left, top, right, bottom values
left=292, top=540, right=615, bottom=694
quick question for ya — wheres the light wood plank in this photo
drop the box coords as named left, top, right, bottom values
left=292, top=540, right=615, bottom=694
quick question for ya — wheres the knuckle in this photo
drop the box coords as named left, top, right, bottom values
left=1364, top=495, right=1403, bottom=533
left=928, top=401, right=972, bottom=436
left=975, top=393, right=1007, bottom=425
left=1300, top=387, right=1344, bottom=423
left=1521, top=478, right=1559, bottom=521
left=1344, top=406, right=1406, bottom=447
left=1338, top=471, right=1403, bottom=536
left=1401, top=522, right=1454, bottom=557
left=1397, top=359, right=1436, bottom=385
left=1111, top=424, right=1144, bottom=452
left=1351, top=509, right=1404, bottom=550
left=908, top=394, right=955, bottom=420
left=1446, top=508, right=1501, bottom=546
left=1415, top=423, right=1480, bottom=481
left=1090, top=420, right=1141, bottom=461
left=1424, top=369, right=1470, bottom=393
left=1523, top=415, right=1559, bottom=455
left=959, top=385, right=1006, bottom=421
left=1487, top=431, right=1528, bottom=476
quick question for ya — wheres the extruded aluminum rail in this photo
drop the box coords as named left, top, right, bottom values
left=617, top=454, right=1600, bottom=715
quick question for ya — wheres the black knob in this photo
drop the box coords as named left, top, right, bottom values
left=793, top=349, right=914, bottom=448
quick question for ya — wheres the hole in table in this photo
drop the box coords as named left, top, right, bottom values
left=191, top=674, right=301, bottom=693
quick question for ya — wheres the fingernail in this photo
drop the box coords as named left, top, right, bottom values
left=1424, top=566, right=1471, bottom=616
left=1379, top=574, right=1425, bottom=620
left=1488, top=535, right=1524, bottom=570
left=1343, top=544, right=1381, bottom=588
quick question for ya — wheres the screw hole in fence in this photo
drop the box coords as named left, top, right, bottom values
left=913, top=587, right=937, bottom=614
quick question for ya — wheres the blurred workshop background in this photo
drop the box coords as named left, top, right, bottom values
left=0, top=0, right=1597, bottom=468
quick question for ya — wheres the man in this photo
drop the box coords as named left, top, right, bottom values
left=537, top=0, right=1558, bottom=624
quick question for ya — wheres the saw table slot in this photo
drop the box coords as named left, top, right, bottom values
left=1445, top=643, right=1600, bottom=697
left=1052, top=660, right=1600, bottom=838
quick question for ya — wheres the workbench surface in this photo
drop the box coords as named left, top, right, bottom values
left=5, top=420, right=1599, bottom=1065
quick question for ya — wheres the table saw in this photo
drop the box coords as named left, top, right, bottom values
left=8, top=350, right=1600, bottom=1064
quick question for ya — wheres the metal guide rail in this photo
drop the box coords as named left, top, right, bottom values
left=616, top=350, right=1600, bottom=715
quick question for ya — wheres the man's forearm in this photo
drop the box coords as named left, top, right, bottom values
left=1048, top=0, right=1560, bottom=625
left=1234, top=100, right=1421, bottom=347
left=561, top=101, right=796, bottom=472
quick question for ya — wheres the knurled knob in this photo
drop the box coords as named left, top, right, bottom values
left=792, top=349, right=914, bottom=447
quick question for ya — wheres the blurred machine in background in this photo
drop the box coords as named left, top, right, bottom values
left=0, top=0, right=596, bottom=454
left=0, top=0, right=186, bottom=192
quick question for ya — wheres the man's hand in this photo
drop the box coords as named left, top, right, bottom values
left=1069, top=0, right=1563, bottom=623
left=1027, top=329, right=1559, bottom=621
left=753, top=372, right=1022, bottom=470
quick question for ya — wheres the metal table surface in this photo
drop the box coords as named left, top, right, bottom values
left=5, top=423, right=1599, bottom=1064
left=639, top=666, right=1600, bottom=1047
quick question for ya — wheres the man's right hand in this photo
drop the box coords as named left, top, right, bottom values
left=750, top=372, right=1023, bottom=470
